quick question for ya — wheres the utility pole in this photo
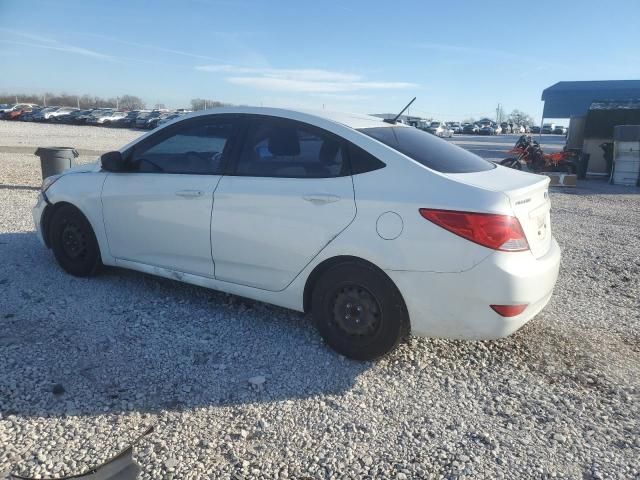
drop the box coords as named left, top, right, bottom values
left=77, top=96, right=80, bottom=109
left=116, top=97, right=119, bottom=109
left=43, top=93, right=47, bottom=107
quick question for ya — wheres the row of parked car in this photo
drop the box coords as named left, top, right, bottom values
left=421, top=120, right=567, bottom=137
left=0, top=103, right=192, bottom=129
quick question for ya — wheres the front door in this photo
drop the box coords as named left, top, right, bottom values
left=102, top=117, right=237, bottom=277
left=211, top=116, right=356, bottom=291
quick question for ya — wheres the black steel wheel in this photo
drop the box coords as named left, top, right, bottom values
left=50, top=204, right=102, bottom=277
left=312, top=261, right=409, bottom=360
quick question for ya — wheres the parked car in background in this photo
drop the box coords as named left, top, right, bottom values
left=134, top=111, right=154, bottom=128
left=95, top=111, right=128, bottom=126
left=4, top=104, right=39, bottom=120
left=530, top=125, right=541, bottom=134
left=55, top=109, right=93, bottom=124
left=0, top=103, right=14, bottom=114
left=479, top=123, right=501, bottom=135
left=135, top=110, right=166, bottom=129
left=157, top=112, right=185, bottom=127
left=552, top=126, right=567, bottom=135
left=86, top=109, right=116, bottom=125
left=112, top=110, right=141, bottom=128
left=74, top=109, right=108, bottom=125
left=500, top=122, right=511, bottom=134
left=425, top=121, right=453, bottom=138
left=32, top=107, right=61, bottom=121
left=462, top=123, right=479, bottom=134
left=541, top=123, right=555, bottom=134
left=47, top=107, right=79, bottom=120
left=145, top=112, right=174, bottom=130
left=447, top=122, right=462, bottom=134
left=20, top=107, right=45, bottom=121
left=33, top=107, right=560, bottom=360
left=2, top=103, right=39, bottom=119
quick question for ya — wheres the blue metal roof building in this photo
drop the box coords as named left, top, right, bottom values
left=541, top=80, right=640, bottom=118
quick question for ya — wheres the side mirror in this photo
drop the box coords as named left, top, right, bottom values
left=101, top=151, right=126, bottom=172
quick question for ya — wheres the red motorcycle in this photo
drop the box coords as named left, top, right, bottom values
left=501, top=135, right=577, bottom=173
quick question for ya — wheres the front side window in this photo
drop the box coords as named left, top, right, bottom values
left=129, top=121, right=233, bottom=174
left=358, top=126, right=495, bottom=173
left=236, top=118, right=346, bottom=178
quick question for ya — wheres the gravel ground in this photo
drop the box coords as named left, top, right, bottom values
left=0, top=121, right=639, bottom=479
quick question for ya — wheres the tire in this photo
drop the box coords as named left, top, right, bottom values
left=311, top=261, right=409, bottom=360
left=49, top=204, right=102, bottom=277
left=500, top=158, right=522, bottom=170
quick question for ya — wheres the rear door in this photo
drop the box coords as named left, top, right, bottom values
left=210, top=116, right=356, bottom=291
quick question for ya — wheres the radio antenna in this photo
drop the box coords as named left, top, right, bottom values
left=384, top=97, right=416, bottom=124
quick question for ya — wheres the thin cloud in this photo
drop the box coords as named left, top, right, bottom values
left=0, top=28, right=112, bottom=60
left=82, top=33, right=225, bottom=62
left=197, top=64, right=416, bottom=93
left=80, top=32, right=268, bottom=68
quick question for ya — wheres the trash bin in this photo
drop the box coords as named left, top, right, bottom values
left=577, top=152, right=590, bottom=179
left=35, top=147, right=79, bottom=180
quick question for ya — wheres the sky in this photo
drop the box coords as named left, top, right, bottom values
left=1, top=0, right=639, bottom=122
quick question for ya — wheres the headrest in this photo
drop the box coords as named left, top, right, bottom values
left=268, top=127, right=300, bottom=156
left=319, top=139, right=341, bottom=164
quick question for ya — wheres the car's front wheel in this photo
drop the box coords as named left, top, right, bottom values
left=49, top=204, right=102, bottom=277
left=312, top=261, right=409, bottom=360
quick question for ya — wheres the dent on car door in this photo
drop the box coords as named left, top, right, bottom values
left=211, top=117, right=356, bottom=291
left=101, top=118, right=237, bottom=277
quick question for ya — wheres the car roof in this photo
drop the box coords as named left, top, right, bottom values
left=178, top=106, right=395, bottom=130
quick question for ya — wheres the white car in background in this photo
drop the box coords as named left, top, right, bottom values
left=425, top=121, right=454, bottom=138
left=93, top=111, right=127, bottom=125
left=33, top=107, right=560, bottom=360
left=47, top=107, right=79, bottom=120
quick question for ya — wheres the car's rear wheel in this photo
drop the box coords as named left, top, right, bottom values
left=49, top=204, right=102, bottom=277
left=311, top=261, right=409, bottom=360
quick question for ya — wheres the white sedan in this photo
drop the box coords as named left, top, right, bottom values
left=33, top=107, right=561, bottom=360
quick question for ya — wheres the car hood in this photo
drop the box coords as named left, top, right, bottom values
left=64, top=160, right=102, bottom=174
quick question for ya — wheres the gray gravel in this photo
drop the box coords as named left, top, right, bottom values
left=1, top=121, right=639, bottom=479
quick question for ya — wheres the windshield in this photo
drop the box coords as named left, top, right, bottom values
left=358, top=126, right=495, bottom=173
left=430, top=122, right=440, bottom=127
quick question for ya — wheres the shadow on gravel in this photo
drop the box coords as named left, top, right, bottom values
left=0, top=231, right=371, bottom=420
left=552, top=178, right=640, bottom=196
left=0, top=184, right=41, bottom=191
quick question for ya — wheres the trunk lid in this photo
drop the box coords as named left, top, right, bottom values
left=445, top=166, right=552, bottom=258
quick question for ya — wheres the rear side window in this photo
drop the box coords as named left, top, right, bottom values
left=358, top=126, right=495, bottom=173
left=236, top=118, right=347, bottom=178
left=347, top=143, right=386, bottom=174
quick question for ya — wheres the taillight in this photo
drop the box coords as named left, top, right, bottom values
left=490, top=304, right=528, bottom=317
left=419, top=208, right=529, bottom=252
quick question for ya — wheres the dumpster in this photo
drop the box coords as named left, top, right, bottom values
left=34, top=147, right=79, bottom=180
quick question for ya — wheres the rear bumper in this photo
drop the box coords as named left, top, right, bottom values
left=386, top=237, right=561, bottom=339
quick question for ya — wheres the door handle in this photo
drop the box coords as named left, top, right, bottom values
left=303, top=194, right=340, bottom=205
left=176, top=190, right=204, bottom=198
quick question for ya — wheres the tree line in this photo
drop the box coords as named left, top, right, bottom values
left=0, top=92, right=229, bottom=112
left=462, top=109, right=534, bottom=126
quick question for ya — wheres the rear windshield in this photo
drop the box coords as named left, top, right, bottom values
left=358, top=126, right=495, bottom=173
